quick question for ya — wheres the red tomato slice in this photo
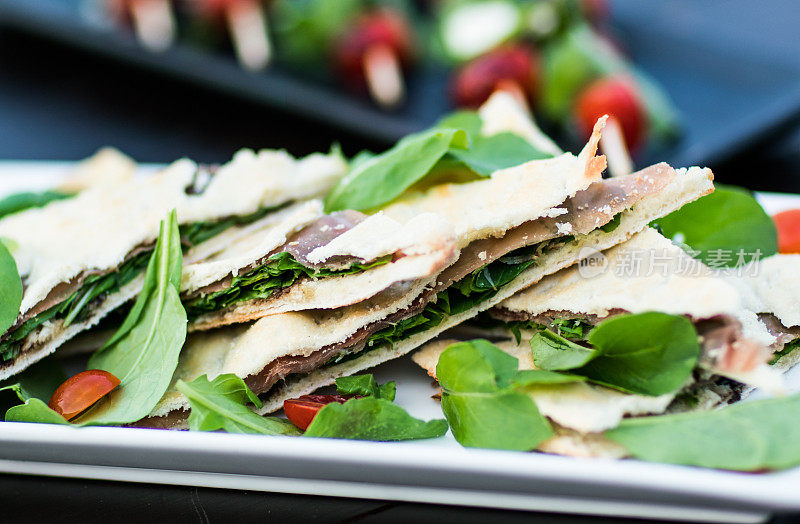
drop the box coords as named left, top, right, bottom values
left=283, top=394, right=352, bottom=431
left=48, top=370, right=121, bottom=421
left=574, top=76, right=645, bottom=151
left=774, top=209, right=800, bottom=253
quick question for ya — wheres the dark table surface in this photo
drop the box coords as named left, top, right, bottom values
left=1, top=2, right=800, bottom=523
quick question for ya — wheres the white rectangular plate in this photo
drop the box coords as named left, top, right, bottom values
left=0, top=161, right=798, bottom=523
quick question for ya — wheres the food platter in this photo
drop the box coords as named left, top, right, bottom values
left=0, top=161, right=798, bottom=523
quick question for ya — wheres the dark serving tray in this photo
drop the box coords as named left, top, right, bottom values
left=0, top=0, right=799, bottom=169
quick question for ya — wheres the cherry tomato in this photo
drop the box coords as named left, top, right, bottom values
left=574, top=76, right=645, bottom=151
left=283, top=394, right=352, bottom=431
left=451, top=44, right=541, bottom=109
left=333, top=10, right=414, bottom=91
left=773, top=209, right=800, bottom=253
left=48, top=370, right=121, bottom=421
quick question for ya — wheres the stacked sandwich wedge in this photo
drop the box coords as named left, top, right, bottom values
left=140, top=93, right=715, bottom=427
left=0, top=148, right=346, bottom=379
left=412, top=227, right=786, bottom=458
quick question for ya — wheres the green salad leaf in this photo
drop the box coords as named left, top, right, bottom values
left=606, top=393, right=800, bottom=471
left=530, top=329, right=598, bottom=370
left=334, top=374, right=396, bottom=401
left=324, top=128, right=470, bottom=212
left=437, top=340, right=553, bottom=450
left=76, top=209, right=187, bottom=425
left=177, top=374, right=300, bottom=435
left=532, top=313, right=700, bottom=396
left=654, top=188, right=778, bottom=267
left=5, top=395, right=70, bottom=425
left=303, top=373, right=447, bottom=441
left=0, top=239, right=22, bottom=334
left=0, top=190, right=72, bottom=219
left=324, top=109, right=553, bottom=213
left=304, top=397, right=448, bottom=441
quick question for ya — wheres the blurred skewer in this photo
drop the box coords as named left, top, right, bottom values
left=188, top=0, right=272, bottom=70
left=223, top=0, right=272, bottom=70
left=111, top=0, right=176, bottom=51
left=335, top=10, right=413, bottom=109
left=362, top=43, right=405, bottom=109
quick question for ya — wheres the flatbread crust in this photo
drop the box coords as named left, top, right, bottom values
left=499, top=227, right=774, bottom=346
left=0, top=149, right=346, bottom=381
left=187, top=211, right=459, bottom=331
left=145, top=164, right=714, bottom=419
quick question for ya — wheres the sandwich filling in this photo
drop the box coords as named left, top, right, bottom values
left=0, top=204, right=285, bottom=362
left=240, top=164, right=677, bottom=397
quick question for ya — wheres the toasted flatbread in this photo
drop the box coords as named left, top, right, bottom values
left=145, top=163, right=713, bottom=423
left=0, top=148, right=346, bottom=380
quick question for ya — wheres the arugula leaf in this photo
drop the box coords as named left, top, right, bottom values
left=73, top=210, right=187, bottom=425
left=770, top=338, right=800, bottom=365
left=304, top=397, right=448, bottom=441
left=530, top=330, right=598, bottom=370
left=334, top=374, right=395, bottom=401
left=605, top=393, right=800, bottom=470
left=324, top=128, right=470, bottom=212
left=185, top=251, right=390, bottom=319
left=177, top=374, right=300, bottom=435
left=0, top=239, right=22, bottom=334
left=0, top=190, right=72, bottom=219
left=437, top=340, right=553, bottom=450
left=654, top=188, right=778, bottom=267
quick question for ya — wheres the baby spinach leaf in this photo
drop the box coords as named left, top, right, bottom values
left=177, top=374, right=300, bottom=436
left=511, top=370, right=586, bottom=387
left=0, top=240, right=22, bottom=334
left=530, top=330, right=598, bottom=370
left=5, top=396, right=70, bottom=425
left=334, top=374, right=395, bottom=401
left=324, top=128, right=470, bottom=212
left=76, top=210, right=187, bottom=425
left=437, top=340, right=553, bottom=451
left=579, top=312, right=700, bottom=396
left=304, top=397, right=448, bottom=441
left=605, top=393, right=800, bottom=471
left=654, top=188, right=778, bottom=267
left=435, top=111, right=551, bottom=176
left=447, top=132, right=551, bottom=176
left=531, top=313, right=700, bottom=396
left=0, top=190, right=72, bottom=219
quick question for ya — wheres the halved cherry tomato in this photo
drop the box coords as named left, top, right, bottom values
left=451, top=44, right=541, bottom=109
left=48, top=370, right=121, bottom=421
left=574, top=76, right=645, bottom=151
left=774, top=209, right=800, bottom=253
left=283, top=394, right=353, bottom=431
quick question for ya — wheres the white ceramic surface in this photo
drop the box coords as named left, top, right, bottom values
left=0, top=162, right=798, bottom=523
